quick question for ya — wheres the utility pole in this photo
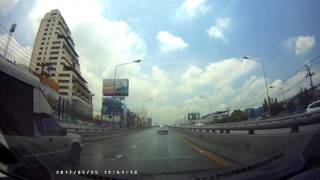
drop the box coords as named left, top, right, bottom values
left=305, top=64, right=314, bottom=89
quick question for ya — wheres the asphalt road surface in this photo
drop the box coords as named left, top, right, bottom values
left=79, top=127, right=227, bottom=175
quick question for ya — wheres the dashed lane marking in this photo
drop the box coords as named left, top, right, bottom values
left=115, top=154, right=123, bottom=159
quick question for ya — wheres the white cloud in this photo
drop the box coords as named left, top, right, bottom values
left=282, top=35, right=316, bottom=55
left=177, top=58, right=256, bottom=94
left=175, top=0, right=211, bottom=20
left=156, top=31, right=188, bottom=53
left=0, top=0, right=20, bottom=19
left=207, top=17, right=231, bottom=41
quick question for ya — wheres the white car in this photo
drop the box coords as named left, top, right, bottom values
left=158, top=124, right=168, bottom=134
left=306, top=100, right=320, bottom=113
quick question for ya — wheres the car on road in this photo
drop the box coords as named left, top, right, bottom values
left=0, top=59, right=83, bottom=169
left=158, top=124, right=168, bottom=134
left=306, top=100, right=320, bottom=113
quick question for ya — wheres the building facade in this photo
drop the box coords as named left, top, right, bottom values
left=202, top=110, right=230, bottom=123
left=30, top=9, right=93, bottom=121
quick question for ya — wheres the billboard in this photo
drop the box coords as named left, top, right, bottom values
left=188, top=113, right=200, bottom=121
left=103, top=79, right=129, bottom=96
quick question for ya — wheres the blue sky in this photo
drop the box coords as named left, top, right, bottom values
left=1, top=0, right=319, bottom=123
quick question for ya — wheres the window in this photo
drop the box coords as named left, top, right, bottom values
left=46, top=62, right=57, bottom=66
left=58, top=79, right=70, bottom=83
left=48, top=20, right=51, bottom=22
left=44, top=28, right=48, bottom=31
left=52, top=41, right=61, bottom=44
left=43, top=33, right=47, bottom=36
left=310, top=102, right=320, bottom=108
left=51, top=12, right=57, bottom=15
left=41, top=42, right=44, bottom=45
left=35, top=118, right=45, bottom=135
left=58, top=73, right=70, bottom=77
left=0, top=71, right=34, bottom=136
left=40, top=47, right=43, bottom=50
left=50, top=51, right=59, bottom=55
left=49, top=56, right=58, bottom=60
left=59, top=92, right=68, bottom=96
left=42, top=37, right=46, bottom=40
left=43, top=118, right=61, bottom=136
left=37, top=57, right=41, bottom=60
left=51, top=46, right=60, bottom=49
left=60, top=86, right=69, bottom=89
left=38, top=52, right=42, bottom=55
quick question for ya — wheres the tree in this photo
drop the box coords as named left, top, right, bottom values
left=298, top=88, right=313, bottom=109
left=287, top=100, right=296, bottom=112
left=230, top=110, right=248, bottom=122
left=263, top=98, right=268, bottom=112
left=262, top=97, right=284, bottom=116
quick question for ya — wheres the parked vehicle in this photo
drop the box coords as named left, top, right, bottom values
left=0, top=59, right=83, bottom=171
left=306, top=100, right=320, bottom=113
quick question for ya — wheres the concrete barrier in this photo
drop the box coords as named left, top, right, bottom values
left=172, top=125, right=320, bottom=164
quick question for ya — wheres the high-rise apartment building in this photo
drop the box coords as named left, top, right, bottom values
left=30, top=9, right=93, bottom=120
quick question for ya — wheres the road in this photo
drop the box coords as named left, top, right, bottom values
left=79, top=127, right=226, bottom=175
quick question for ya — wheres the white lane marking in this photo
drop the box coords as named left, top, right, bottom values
left=200, top=150, right=204, bottom=153
left=132, top=145, right=136, bottom=149
left=115, top=154, right=123, bottom=159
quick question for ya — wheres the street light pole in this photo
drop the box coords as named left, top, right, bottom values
left=199, top=96, right=212, bottom=123
left=243, top=56, right=270, bottom=113
left=141, top=97, right=153, bottom=127
left=112, top=59, right=141, bottom=128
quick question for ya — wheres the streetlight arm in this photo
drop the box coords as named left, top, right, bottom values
left=243, top=56, right=270, bottom=111
left=199, top=96, right=209, bottom=100
left=243, top=56, right=263, bottom=64
left=115, top=59, right=142, bottom=68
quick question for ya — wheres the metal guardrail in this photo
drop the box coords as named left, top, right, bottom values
left=65, top=127, right=142, bottom=132
left=60, top=122, right=143, bottom=132
left=173, top=111, right=320, bottom=134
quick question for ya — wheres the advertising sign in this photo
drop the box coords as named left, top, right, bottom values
left=103, top=79, right=129, bottom=96
left=188, top=113, right=200, bottom=121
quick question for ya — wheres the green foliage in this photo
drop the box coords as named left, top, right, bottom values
left=262, top=97, right=284, bottom=116
left=229, top=109, right=248, bottom=122
left=298, top=88, right=313, bottom=109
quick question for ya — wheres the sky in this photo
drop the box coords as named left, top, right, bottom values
left=1, top=0, right=320, bottom=124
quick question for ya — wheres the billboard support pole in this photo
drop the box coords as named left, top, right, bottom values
left=111, top=59, right=141, bottom=128
left=113, top=67, right=117, bottom=128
